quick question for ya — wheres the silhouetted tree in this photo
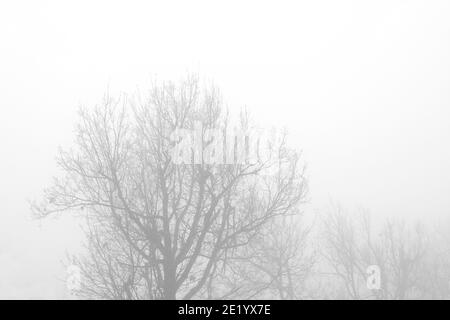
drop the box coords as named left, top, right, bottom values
left=33, top=75, right=307, bottom=299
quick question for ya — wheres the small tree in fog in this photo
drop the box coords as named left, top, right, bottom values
left=33, top=76, right=307, bottom=299
left=322, top=206, right=428, bottom=299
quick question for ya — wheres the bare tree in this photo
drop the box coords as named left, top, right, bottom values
left=32, top=75, right=307, bottom=299
left=321, top=205, right=429, bottom=300
left=321, top=205, right=366, bottom=299
left=217, top=215, right=315, bottom=299
left=380, top=219, right=428, bottom=299
left=405, top=220, right=450, bottom=300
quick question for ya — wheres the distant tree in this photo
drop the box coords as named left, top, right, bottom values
left=321, top=205, right=428, bottom=299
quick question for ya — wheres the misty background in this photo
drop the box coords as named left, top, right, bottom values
left=0, top=0, right=449, bottom=298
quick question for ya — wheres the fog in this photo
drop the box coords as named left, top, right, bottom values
left=0, top=0, right=449, bottom=298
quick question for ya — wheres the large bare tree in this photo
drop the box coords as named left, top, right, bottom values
left=33, top=76, right=307, bottom=299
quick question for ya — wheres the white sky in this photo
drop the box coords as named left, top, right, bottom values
left=1, top=0, right=449, bottom=298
